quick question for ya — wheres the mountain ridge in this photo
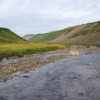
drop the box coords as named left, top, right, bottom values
left=23, top=21, right=100, bottom=44
left=0, top=27, right=27, bottom=43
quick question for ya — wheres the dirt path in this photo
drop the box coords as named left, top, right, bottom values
left=0, top=53, right=100, bottom=100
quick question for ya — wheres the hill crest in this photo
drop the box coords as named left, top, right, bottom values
left=27, top=21, right=100, bottom=45
left=0, top=27, right=27, bottom=43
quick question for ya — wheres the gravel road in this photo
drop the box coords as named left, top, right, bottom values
left=0, top=53, right=100, bottom=100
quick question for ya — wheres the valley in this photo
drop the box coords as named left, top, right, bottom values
left=0, top=20, right=100, bottom=100
left=24, top=21, right=100, bottom=45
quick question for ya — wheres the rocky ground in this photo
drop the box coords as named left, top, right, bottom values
left=0, top=46, right=100, bottom=83
left=0, top=48, right=100, bottom=100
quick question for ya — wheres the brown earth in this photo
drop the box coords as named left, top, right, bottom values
left=47, top=22, right=100, bottom=44
left=48, top=24, right=88, bottom=44
left=23, top=36, right=33, bottom=40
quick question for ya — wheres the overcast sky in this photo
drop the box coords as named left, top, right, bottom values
left=0, top=0, right=100, bottom=36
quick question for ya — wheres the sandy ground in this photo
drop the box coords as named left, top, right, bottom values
left=0, top=51, right=100, bottom=99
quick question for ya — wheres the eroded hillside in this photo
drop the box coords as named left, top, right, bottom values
left=27, top=21, right=100, bottom=45
left=23, top=34, right=36, bottom=40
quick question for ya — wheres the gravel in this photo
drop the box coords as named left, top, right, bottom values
left=0, top=52, right=100, bottom=100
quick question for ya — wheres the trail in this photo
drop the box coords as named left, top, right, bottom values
left=0, top=53, right=100, bottom=100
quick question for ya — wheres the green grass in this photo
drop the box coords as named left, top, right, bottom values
left=0, top=27, right=27, bottom=43
left=83, top=24, right=91, bottom=29
left=25, top=34, right=35, bottom=36
left=97, top=21, right=100, bottom=25
left=69, top=22, right=100, bottom=39
left=0, top=43, right=66, bottom=60
left=69, top=29, right=89, bottom=39
left=29, top=27, right=74, bottom=43
left=96, top=28, right=100, bottom=32
left=29, top=20, right=100, bottom=43
left=90, top=25, right=98, bottom=33
left=64, top=27, right=74, bottom=35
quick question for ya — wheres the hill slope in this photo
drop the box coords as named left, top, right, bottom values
left=0, top=28, right=27, bottom=43
left=29, top=21, right=100, bottom=44
left=23, top=34, right=36, bottom=40
left=29, top=27, right=74, bottom=43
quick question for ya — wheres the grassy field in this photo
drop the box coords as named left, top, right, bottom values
left=0, top=43, right=66, bottom=60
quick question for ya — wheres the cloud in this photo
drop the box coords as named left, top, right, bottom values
left=0, top=0, right=100, bottom=36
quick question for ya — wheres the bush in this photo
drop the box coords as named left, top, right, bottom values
left=86, top=45, right=90, bottom=48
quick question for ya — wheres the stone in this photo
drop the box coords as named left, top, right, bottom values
left=69, top=50, right=79, bottom=56
left=0, top=96, right=6, bottom=100
left=2, top=57, right=6, bottom=61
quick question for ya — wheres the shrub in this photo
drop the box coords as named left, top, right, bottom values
left=86, top=45, right=90, bottom=48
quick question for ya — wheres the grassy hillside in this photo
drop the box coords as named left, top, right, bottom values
left=0, top=27, right=27, bottom=43
left=28, top=21, right=100, bottom=45
left=29, top=27, right=74, bottom=43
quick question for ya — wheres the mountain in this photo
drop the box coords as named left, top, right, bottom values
left=23, top=34, right=36, bottom=40
left=29, top=21, right=100, bottom=45
left=0, top=28, right=27, bottom=43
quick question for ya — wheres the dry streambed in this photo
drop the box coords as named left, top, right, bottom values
left=0, top=51, right=100, bottom=99
left=0, top=46, right=100, bottom=83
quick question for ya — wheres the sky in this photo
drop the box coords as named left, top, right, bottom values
left=0, top=0, right=100, bottom=37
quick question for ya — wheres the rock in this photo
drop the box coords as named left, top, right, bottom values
left=14, top=68, right=16, bottom=71
left=23, top=75, right=30, bottom=78
left=69, top=50, right=79, bottom=56
left=0, top=46, right=99, bottom=83
left=2, top=57, right=6, bottom=61
left=0, top=96, right=6, bottom=100
left=78, top=92, right=84, bottom=96
left=87, top=63, right=90, bottom=65
left=2, top=78, right=7, bottom=82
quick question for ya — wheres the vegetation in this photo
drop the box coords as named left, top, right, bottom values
left=64, top=27, right=74, bottom=35
left=97, top=21, right=100, bottom=25
left=90, top=25, right=98, bottom=33
left=82, top=24, right=91, bottom=29
left=29, top=27, right=74, bottom=43
left=69, top=22, right=100, bottom=39
left=24, top=34, right=36, bottom=36
left=86, top=45, right=90, bottom=48
left=0, top=27, right=27, bottom=43
left=0, top=43, right=66, bottom=60
left=69, top=29, right=89, bottom=38
left=26, top=20, right=100, bottom=44
left=96, top=28, right=100, bottom=32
